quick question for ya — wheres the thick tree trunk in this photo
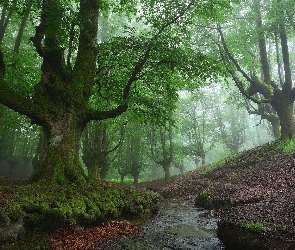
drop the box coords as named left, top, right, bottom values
left=0, top=0, right=130, bottom=185
left=271, top=93, right=295, bottom=139
left=31, top=112, right=87, bottom=184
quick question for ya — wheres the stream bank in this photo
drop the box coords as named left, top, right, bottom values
left=155, top=142, right=295, bottom=250
left=96, top=200, right=225, bottom=250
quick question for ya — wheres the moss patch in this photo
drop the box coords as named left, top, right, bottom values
left=0, top=180, right=160, bottom=248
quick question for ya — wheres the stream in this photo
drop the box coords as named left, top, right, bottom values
left=97, top=200, right=226, bottom=250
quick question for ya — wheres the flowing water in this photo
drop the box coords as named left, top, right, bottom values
left=97, top=200, right=226, bottom=250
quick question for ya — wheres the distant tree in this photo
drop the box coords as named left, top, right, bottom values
left=149, top=118, right=173, bottom=183
left=178, top=90, right=218, bottom=167
left=115, top=122, right=147, bottom=184
left=215, top=104, right=248, bottom=153
left=82, top=120, right=125, bottom=181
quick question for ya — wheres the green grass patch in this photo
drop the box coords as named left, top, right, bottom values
left=244, top=221, right=264, bottom=232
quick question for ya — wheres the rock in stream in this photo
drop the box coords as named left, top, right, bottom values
left=97, top=200, right=225, bottom=250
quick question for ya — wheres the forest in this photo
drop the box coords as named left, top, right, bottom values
left=0, top=0, right=294, bottom=249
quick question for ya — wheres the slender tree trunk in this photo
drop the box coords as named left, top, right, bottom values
left=163, top=164, right=170, bottom=183
left=159, top=119, right=173, bottom=183
left=201, top=156, right=205, bottom=166
left=99, top=154, right=108, bottom=180
left=120, top=174, right=125, bottom=183
left=14, top=0, right=33, bottom=53
left=131, top=128, right=141, bottom=184
left=32, top=131, right=43, bottom=173
left=0, top=0, right=17, bottom=41
left=194, top=157, right=199, bottom=168
left=268, top=115, right=280, bottom=139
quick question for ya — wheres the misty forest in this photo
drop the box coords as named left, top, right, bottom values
left=0, top=0, right=294, bottom=249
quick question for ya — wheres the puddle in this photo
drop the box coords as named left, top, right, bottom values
left=96, top=200, right=225, bottom=249
left=166, top=224, right=217, bottom=238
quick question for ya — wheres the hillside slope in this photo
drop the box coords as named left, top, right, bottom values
left=142, top=141, right=295, bottom=250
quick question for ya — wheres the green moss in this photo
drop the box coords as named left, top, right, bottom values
left=199, top=191, right=212, bottom=200
left=1, top=231, right=51, bottom=250
left=195, top=190, right=213, bottom=208
left=0, top=182, right=160, bottom=234
left=244, top=221, right=264, bottom=232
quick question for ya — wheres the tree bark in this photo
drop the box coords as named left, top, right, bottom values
left=31, top=112, right=87, bottom=184
left=24, top=0, right=101, bottom=184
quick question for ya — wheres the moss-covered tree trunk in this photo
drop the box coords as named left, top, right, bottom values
left=31, top=112, right=87, bottom=184
left=253, top=0, right=295, bottom=139
left=271, top=90, right=295, bottom=139
left=0, top=0, right=101, bottom=185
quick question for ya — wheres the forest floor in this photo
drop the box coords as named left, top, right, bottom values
left=1, top=140, right=295, bottom=249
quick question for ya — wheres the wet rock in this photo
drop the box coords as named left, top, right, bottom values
left=0, top=212, right=24, bottom=243
left=218, top=219, right=295, bottom=250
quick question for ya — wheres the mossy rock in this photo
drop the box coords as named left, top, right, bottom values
left=217, top=220, right=295, bottom=250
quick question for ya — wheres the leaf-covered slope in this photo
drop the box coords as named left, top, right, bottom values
left=141, top=141, right=295, bottom=248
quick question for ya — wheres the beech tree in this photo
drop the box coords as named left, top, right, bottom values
left=216, top=0, right=295, bottom=139
left=0, top=0, right=231, bottom=184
